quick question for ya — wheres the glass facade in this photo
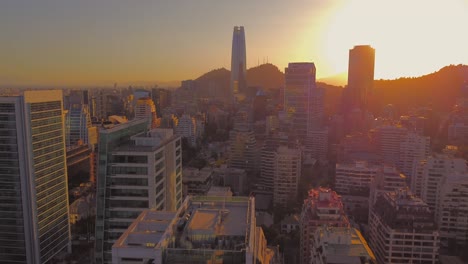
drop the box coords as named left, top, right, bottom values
left=0, top=91, right=71, bottom=264
left=94, top=120, right=148, bottom=264
left=30, top=101, right=70, bottom=263
left=0, top=102, right=27, bottom=263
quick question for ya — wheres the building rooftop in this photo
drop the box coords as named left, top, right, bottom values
left=314, top=227, right=376, bottom=264
left=113, top=210, right=176, bottom=249
left=182, top=167, right=213, bottom=183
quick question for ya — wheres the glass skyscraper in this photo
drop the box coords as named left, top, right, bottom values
left=284, top=62, right=324, bottom=139
left=231, top=26, right=247, bottom=99
left=0, top=90, right=71, bottom=263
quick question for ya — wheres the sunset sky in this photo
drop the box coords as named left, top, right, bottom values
left=1, top=0, right=467, bottom=86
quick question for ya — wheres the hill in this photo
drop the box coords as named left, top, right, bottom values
left=193, top=64, right=468, bottom=114
left=247, top=63, right=285, bottom=90
left=372, top=64, right=468, bottom=113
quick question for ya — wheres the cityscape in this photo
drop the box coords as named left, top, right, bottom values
left=1, top=1, right=468, bottom=264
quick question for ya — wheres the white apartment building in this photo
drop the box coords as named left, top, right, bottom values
left=398, top=132, right=430, bottom=182
left=369, top=165, right=407, bottom=208
left=438, top=172, right=468, bottom=246
left=95, top=123, right=182, bottom=263
left=175, top=114, right=197, bottom=147
left=335, top=161, right=378, bottom=195
left=369, top=188, right=439, bottom=264
left=418, top=154, right=467, bottom=220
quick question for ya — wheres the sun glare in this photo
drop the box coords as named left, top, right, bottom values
left=319, top=0, right=468, bottom=79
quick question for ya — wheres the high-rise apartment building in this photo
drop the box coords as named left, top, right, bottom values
left=231, top=26, right=247, bottom=97
left=284, top=62, right=324, bottom=140
left=369, top=165, right=407, bottom=207
left=134, top=97, right=159, bottom=129
left=305, top=127, right=328, bottom=162
left=0, top=90, right=71, bottom=263
left=258, top=134, right=289, bottom=192
left=438, top=172, right=468, bottom=246
left=300, top=187, right=349, bottom=264
left=228, top=126, right=257, bottom=172
left=335, top=161, right=378, bottom=195
left=273, top=146, right=301, bottom=207
left=369, top=188, right=439, bottom=264
left=418, top=153, right=467, bottom=220
left=175, top=114, right=197, bottom=147
left=95, top=120, right=182, bottom=263
left=398, top=132, right=430, bottom=182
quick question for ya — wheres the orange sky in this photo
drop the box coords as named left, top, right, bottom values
left=0, top=0, right=467, bottom=86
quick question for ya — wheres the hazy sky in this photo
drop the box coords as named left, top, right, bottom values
left=1, top=0, right=467, bottom=86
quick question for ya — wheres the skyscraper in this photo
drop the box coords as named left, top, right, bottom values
left=0, top=90, right=71, bottom=263
left=231, top=26, right=247, bottom=98
left=284, top=62, right=324, bottom=140
left=346, top=45, right=375, bottom=111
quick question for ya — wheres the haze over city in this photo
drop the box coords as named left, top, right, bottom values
left=1, top=0, right=467, bottom=86
left=2, top=1, right=468, bottom=264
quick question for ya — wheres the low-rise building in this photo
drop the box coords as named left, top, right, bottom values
left=112, top=195, right=275, bottom=264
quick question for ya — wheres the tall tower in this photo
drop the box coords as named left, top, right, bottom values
left=231, top=26, right=247, bottom=98
left=0, top=90, right=71, bottom=263
left=346, top=45, right=375, bottom=111
left=284, top=62, right=324, bottom=140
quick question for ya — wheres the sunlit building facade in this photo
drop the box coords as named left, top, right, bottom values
left=0, top=90, right=71, bottom=263
left=95, top=124, right=182, bottom=264
left=300, top=187, right=349, bottom=264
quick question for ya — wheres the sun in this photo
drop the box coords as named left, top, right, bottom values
left=319, top=0, right=468, bottom=79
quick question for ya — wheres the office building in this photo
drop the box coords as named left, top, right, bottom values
left=65, top=90, right=92, bottom=147
left=231, top=26, right=247, bottom=97
left=228, top=126, right=257, bottom=172
left=305, top=127, right=328, bottom=162
left=300, top=187, right=349, bottom=264
left=284, top=62, right=324, bottom=140
left=273, top=146, right=301, bottom=207
left=345, top=45, right=375, bottom=111
left=368, top=188, right=439, bottom=264
left=182, top=167, right=213, bottom=196
left=0, top=90, right=71, bottom=263
left=112, top=196, right=276, bottom=264
left=258, top=134, right=289, bottom=192
left=95, top=119, right=182, bottom=263
left=311, top=227, right=376, bottom=264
